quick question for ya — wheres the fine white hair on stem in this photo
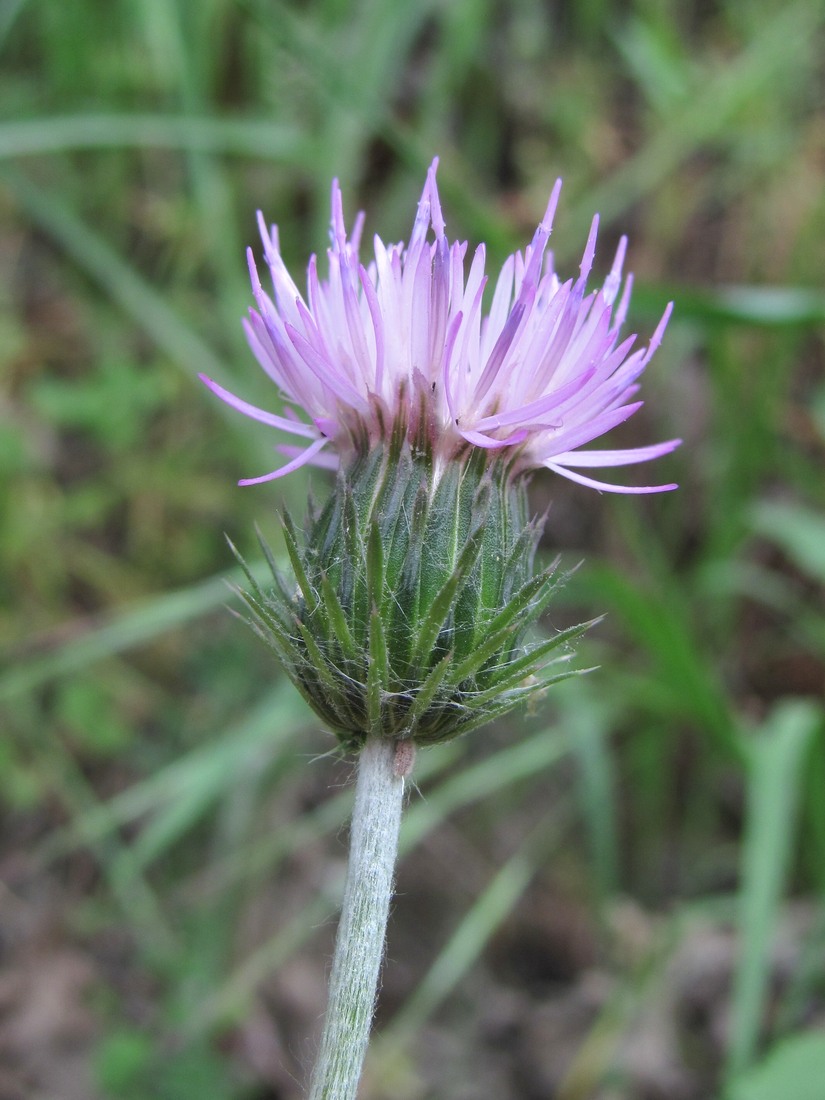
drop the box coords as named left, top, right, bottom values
left=308, top=738, right=405, bottom=1100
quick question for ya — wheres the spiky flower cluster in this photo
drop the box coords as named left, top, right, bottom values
left=201, top=159, right=679, bottom=494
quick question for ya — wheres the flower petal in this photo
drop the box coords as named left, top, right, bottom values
left=551, top=439, right=682, bottom=468
left=238, top=437, right=330, bottom=485
left=199, top=374, right=316, bottom=437
left=547, top=463, right=678, bottom=494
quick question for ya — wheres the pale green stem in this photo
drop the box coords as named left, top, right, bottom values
left=309, top=737, right=406, bottom=1100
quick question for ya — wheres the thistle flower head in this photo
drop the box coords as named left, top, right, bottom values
left=208, top=162, right=680, bottom=752
left=201, top=158, right=679, bottom=493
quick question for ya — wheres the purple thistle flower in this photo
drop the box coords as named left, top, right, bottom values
left=201, top=158, right=679, bottom=493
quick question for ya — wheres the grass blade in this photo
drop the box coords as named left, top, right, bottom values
left=726, top=700, right=821, bottom=1081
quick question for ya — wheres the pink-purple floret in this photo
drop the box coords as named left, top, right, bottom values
left=200, top=158, right=680, bottom=492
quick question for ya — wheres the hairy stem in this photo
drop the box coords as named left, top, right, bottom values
left=309, top=737, right=405, bottom=1100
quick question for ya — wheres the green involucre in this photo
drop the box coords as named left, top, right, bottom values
left=231, top=434, right=591, bottom=751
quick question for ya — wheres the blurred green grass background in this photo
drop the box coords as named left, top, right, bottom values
left=1, top=1, right=824, bottom=1098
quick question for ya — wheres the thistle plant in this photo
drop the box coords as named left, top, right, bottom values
left=202, top=159, right=678, bottom=1100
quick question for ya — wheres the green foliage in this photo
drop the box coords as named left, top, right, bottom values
left=727, top=702, right=821, bottom=1081
left=1, top=0, right=824, bottom=1095
left=727, top=1035, right=825, bottom=1100
left=95, top=1028, right=237, bottom=1100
